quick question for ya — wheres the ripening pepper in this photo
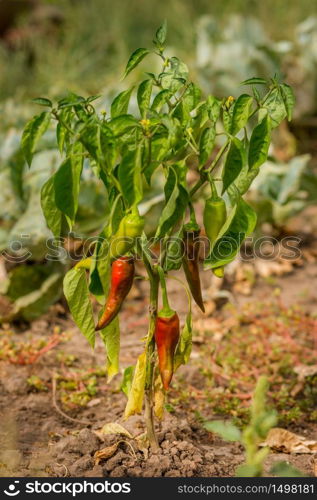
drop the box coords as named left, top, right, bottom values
left=203, top=184, right=227, bottom=278
left=182, top=222, right=205, bottom=312
left=95, top=256, right=134, bottom=331
left=109, top=208, right=144, bottom=261
left=155, top=267, right=180, bottom=390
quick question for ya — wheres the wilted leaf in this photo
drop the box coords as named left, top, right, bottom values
left=154, top=374, right=165, bottom=420
left=262, top=428, right=317, bottom=454
left=99, top=422, right=132, bottom=439
left=124, top=351, right=146, bottom=419
left=94, top=443, right=119, bottom=464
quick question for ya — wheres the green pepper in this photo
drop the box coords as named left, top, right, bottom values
left=203, top=182, right=227, bottom=278
left=109, top=207, right=144, bottom=260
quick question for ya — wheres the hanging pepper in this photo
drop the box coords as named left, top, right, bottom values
left=203, top=181, right=227, bottom=278
left=95, top=256, right=134, bottom=331
left=155, top=267, right=180, bottom=390
left=109, top=207, right=144, bottom=261
left=182, top=216, right=205, bottom=312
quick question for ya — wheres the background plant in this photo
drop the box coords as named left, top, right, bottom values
left=204, top=376, right=304, bottom=477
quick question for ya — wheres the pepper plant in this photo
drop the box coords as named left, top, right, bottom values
left=21, top=23, right=294, bottom=449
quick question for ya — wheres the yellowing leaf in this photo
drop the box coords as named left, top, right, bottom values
left=154, top=374, right=165, bottom=420
left=99, top=422, right=132, bottom=439
left=124, top=352, right=146, bottom=419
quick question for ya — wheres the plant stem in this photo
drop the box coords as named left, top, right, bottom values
left=144, top=267, right=159, bottom=450
left=189, top=140, right=230, bottom=197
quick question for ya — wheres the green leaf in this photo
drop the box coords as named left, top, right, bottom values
left=260, top=88, right=286, bottom=128
left=32, top=97, right=52, bottom=107
left=86, top=94, right=102, bottom=103
left=118, top=146, right=143, bottom=207
left=88, top=241, right=106, bottom=301
left=41, top=176, right=62, bottom=237
left=222, top=138, right=245, bottom=193
left=99, top=316, right=120, bottom=381
left=206, top=95, right=221, bottom=123
left=155, top=20, right=167, bottom=45
left=155, top=167, right=188, bottom=239
left=240, top=77, right=267, bottom=86
left=123, top=48, right=150, bottom=79
left=108, top=114, right=139, bottom=137
left=160, top=57, right=188, bottom=93
left=79, top=121, right=99, bottom=160
left=248, top=114, right=271, bottom=170
left=234, top=163, right=259, bottom=195
left=124, top=351, right=146, bottom=418
left=205, top=198, right=257, bottom=269
left=54, top=146, right=83, bottom=226
left=56, top=122, right=67, bottom=154
left=270, top=461, right=305, bottom=477
left=204, top=420, right=241, bottom=442
left=174, top=311, right=192, bottom=370
left=279, top=84, right=295, bottom=121
left=151, top=89, right=171, bottom=112
left=230, top=94, right=253, bottom=135
left=199, top=127, right=216, bottom=166
left=22, top=111, right=51, bottom=166
left=137, top=79, right=152, bottom=118
left=164, top=225, right=184, bottom=271
left=236, top=464, right=261, bottom=477
left=63, top=268, right=96, bottom=348
left=111, top=87, right=134, bottom=118
left=58, top=92, right=85, bottom=109
left=120, top=366, right=135, bottom=398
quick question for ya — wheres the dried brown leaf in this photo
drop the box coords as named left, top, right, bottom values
left=94, top=443, right=119, bottom=464
left=262, top=428, right=317, bottom=454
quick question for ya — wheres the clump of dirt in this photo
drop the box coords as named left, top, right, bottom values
left=48, top=414, right=244, bottom=477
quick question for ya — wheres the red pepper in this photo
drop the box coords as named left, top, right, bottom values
left=95, top=256, right=134, bottom=331
left=182, top=222, right=205, bottom=312
left=154, top=267, right=180, bottom=390
left=155, top=313, right=180, bottom=390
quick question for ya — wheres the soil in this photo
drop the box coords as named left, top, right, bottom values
left=0, top=223, right=317, bottom=477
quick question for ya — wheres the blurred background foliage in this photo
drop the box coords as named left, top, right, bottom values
left=0, top=0, right=317, bottom=321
